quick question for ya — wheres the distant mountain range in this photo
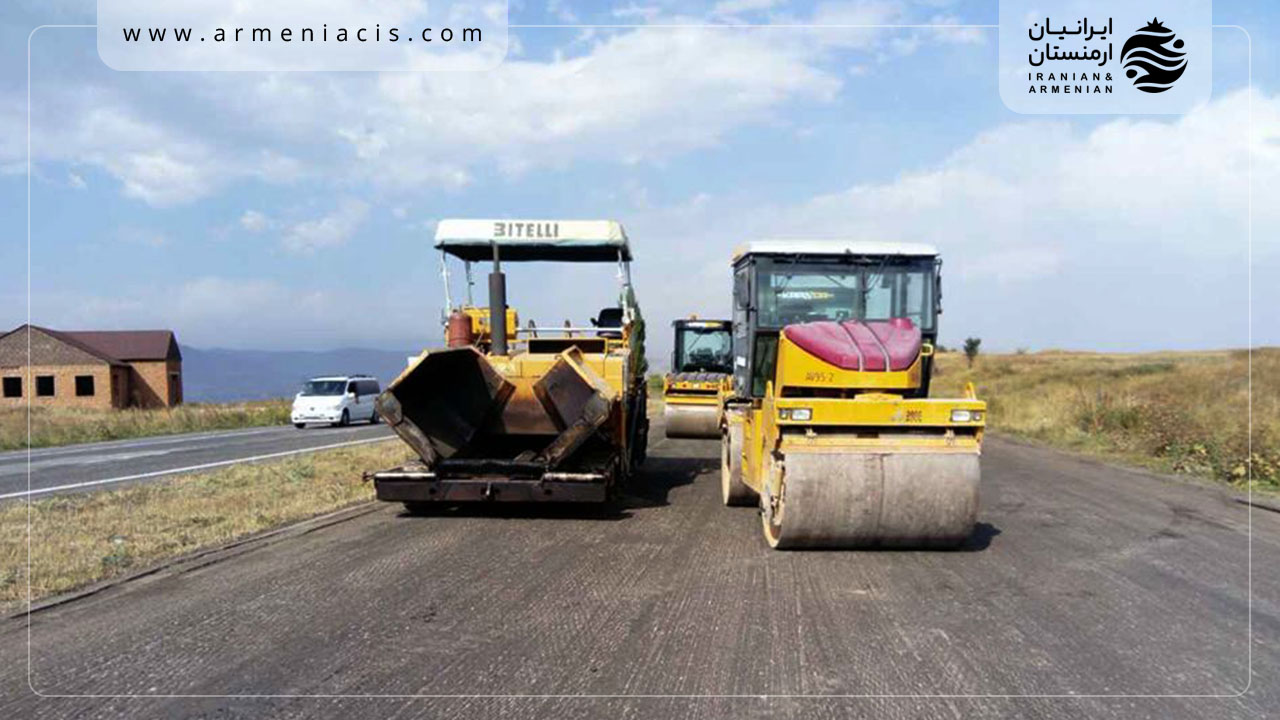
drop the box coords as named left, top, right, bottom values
left=180, top=346, right=415, bottom=403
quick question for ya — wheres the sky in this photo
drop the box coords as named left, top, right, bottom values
left=0, top=0, right=1277, bottom=365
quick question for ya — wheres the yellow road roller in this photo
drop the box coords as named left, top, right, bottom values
left=370, top=219, right=649, bottom=511
left=662, top=318, right=732, bottom=439
left=720, top=240, right=984, bottom=549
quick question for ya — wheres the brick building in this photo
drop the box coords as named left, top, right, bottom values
left=0, top=325, right=183, bottom=410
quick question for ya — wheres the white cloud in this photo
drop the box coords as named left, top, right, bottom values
left=8, top=4, right=1270, bottom=354
left=713, top=0, right=783, bottom=16
left=117, top=226, right=168, bottom=248
left=927, top=14, right=987, bottom=45
left=354, top=26, right=839, bottom=188
left=23, top=275, right=429, bottom=350
left=239, top=210, right=270, bottom=233
left=176, top=277, right=292, bottom=320
left=773, top=89, right=1273, bottom=258
left=546, top=0, right=579, bottom=23
left=115, top=150, right=213, bottom=206
left=336, top=126, right=390, bottom=161
left=612, top=4, right=663, bottom=21
left=252, top=150, right=305, bottom=184
left=65, top=106, right=218, bottom=206
left=621, top=89, right=1278, bottom=352
left=281, top=199, right=370, bottom=253
left=67, top=172, right=86, bottom=189
left=5, top=1, right=977, bottom=206
left=16, top=98, right=306, bottom=207
left=24, top=87, right=1273, bottom=355
left=958, top=247, right=1061, bottom=284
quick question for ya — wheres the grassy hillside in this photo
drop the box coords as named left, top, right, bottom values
left=932, top=348, right=1279, bottom=490
left=0, top=401, right=292, bottom=451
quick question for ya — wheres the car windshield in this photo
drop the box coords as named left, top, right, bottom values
left=675, top=327, right=733, bottom=373
left=756, top=258, right=936, bottom=331
left=300, top=380, right=347, bottom=396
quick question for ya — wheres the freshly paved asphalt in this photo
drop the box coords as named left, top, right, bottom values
left=0, top=423, right=394, bottom=500
left=0, top=415, right=1274, bottom=719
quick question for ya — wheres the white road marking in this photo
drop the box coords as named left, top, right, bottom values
left=0, top=426, right=295, bottom=463
left=12, top=448, right=176, bottom=474
left=0, top=436, right=395, bottom=500
left=0, top=426, right=385, bottom=473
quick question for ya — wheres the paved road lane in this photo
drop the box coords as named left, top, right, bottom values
left=1, top=418, right=1274, bottom=718
left=0, top=423, right=395, bottom=500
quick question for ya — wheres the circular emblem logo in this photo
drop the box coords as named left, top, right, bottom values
left=1121, top=18, right=1188, bottom=94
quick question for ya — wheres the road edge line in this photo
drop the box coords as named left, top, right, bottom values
left=2, top=436, right=394, bottom=500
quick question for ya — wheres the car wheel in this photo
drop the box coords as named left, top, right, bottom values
left=294, top=423, right=305, bottom=429
left=336, top=409, right=349, bottom=427
left=369, top=409, right=379, bottom=425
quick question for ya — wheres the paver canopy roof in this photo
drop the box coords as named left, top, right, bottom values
left=434, top=219, right=632, bottom=262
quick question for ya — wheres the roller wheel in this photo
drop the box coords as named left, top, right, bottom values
left=760, top=450, right=980, bottom=550
left=720, top=422, right=756, bottom=506
left=760, top=452, right=789, bottom=548
left=664, top=404, right=720, bottom=439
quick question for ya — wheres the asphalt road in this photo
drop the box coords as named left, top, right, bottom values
left=1, top=416, right=1275, bottom=719
left=0, top=422, right=394, bottom=500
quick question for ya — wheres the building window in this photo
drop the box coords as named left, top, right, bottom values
left=75, top=375, right=95, bottom=397
left=2, top=377, right=20, bottom=398
left=36, top=375, right=54, bottom=397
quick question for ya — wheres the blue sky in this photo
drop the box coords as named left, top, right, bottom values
left=1, top=0, right=1277, bottom=363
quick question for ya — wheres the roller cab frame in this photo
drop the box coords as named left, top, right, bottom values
left=370, top=219, right=649, bottom=509
left=662, top=318, right=732, bottom=439
left=720, top=241, right=985, bottom=549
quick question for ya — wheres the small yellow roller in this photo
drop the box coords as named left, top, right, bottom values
left=662, top=318, right=732, bottom=440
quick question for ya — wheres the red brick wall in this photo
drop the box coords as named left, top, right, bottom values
left=128, top=359, right=182, bottom=408
left=168, top=359, right=183, bottom=405
left=111, top=366, right=130, bottom=408
left=0, top=365, right=118, bottom=410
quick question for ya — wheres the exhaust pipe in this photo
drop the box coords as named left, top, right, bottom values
left=489, top=242, right=507, bottom=356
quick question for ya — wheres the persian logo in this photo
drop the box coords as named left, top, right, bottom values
left=1120, top=18, right=1188, bottom=94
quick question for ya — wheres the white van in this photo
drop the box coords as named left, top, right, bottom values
left=291, top=375, right=381, bottom=428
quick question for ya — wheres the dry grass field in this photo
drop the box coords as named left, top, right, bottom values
left=932, top=348, right=1279, bottom=490
left=0, top=400, right=292, bottom=451
left=646, top=347, right=1276, bottom=490
left=0, top=440, right=410, bottom=611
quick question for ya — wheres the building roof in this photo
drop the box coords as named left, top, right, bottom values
left=63, top=329, right=181, bottom=362
left=434, top=219, right=632, bottom=262
left=0, top=325, right=180, bottom=364
left=731, top=240, right=939, bottom=262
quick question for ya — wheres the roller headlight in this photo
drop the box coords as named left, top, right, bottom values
left=781, top=407, right=813, bottom=421
left=951, top=409, right=973, bottom=423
